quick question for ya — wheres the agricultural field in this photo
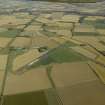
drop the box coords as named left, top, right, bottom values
left=3, top=90, right=48, bottom=105
left=32, top=0, right=97, bottom=3
left=0, top=0, right=105, bottom=105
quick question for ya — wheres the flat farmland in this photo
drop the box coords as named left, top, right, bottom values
left=61, top=15, right=81, bottom=23
left=57, top=80, right=105, bottom=105
left=88, top=61, right=105, bottom=84
left=12, top=49, right=45, bottom=71
left=71, top=46, right=97, bottom=59
left=0, top=29, right=20, bottom=38
left=0, top=37, right=13, bottom=48
left=51, top=62, right=98, bottom=87
left=10, top=37, right=31, bottom=48
left=0, top=16, right=30, bottom=26
left=37, top=46, right=87, bottom=66
left=0, top=7, right=105, bottom=105
left=73, top=24, right=98, bottom=36
left=3, top=90, right=48, bottom=105
left=32, top=35, right=59, bottom=49
left=4, top=67, right=51, bottom=95
left=0, top=55, right=8, bottom=70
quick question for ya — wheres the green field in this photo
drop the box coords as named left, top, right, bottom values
left=83, top=19, right=105, bottom=29
left=0, top=29, right=20, bottom=38
left=40, top=47, right=86, bottom=64
left=30, top=44, right=87, bottom=68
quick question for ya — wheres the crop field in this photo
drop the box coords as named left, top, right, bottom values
left=32, top=45, right=87, bottom=67
left=0, top=0, right=105, bottom=105
left=10, top=37, right=31, bottom=48
left=0, top=55, right=8, bottom=70
left=57, top=80, right=105, bottom=105
left=83, top=18, right=105, bottom=29
left=51, top=62, right=98, bottom=87
left=35, top=0, right=97, bottom=3
left=4, top=68, right=52, bottom=95
left=12, top=49, right=45, bottom=71
left=31, top=35, right=59, bottom=49
left=3, top=90, right=48, bottom=105
left=0, top=29, right=21, bottom=38
left=0, top=38, right=12, bottom=48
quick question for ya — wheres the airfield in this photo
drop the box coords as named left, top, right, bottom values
left=0, top=0, right=105, bottom=105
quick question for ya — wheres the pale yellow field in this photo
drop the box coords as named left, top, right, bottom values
left=72, top=36, right=105, bottom=51
left=25, top=25, right=42, bottom=32
left=51, top=62, right=98, bottom=88
left=88, top=61, right=105, bottom=84
left=39, top=13, right=52, bottom=18
left=20, top=31, right=33, bottom=37
left=62, top=37, right=83, bottom=45
left=96, top=55, right=105, bottom=66
left=80, top=8, right=99, bottom=13
left=0, top=55, right=8, bottom=70
left=10, top=37, right=31, bottom=48
left=61, top=15, right=81, bottom=23
left=46, top=22, right=73, bottom=30
left=83, top=45, right=100, bottom=56
left=13, top=49, right=45, bottom=71
left=51, top=12, right=64, bottom=20
left=13, top=13, right=33, bottom=19
left=36, top=17, right=51, bottom=24
left=84, top=16, right=105, bottom=21
left=98, top=36, right=105, bottom=42
left=90, top=41, right=105, bottom=51
left=4, top=67, right=52, bottom=95
left=32, top=35, right=59, bottom=49
left=15, top=25, right=25, bottom=29
left=56, top=22, right=73, bottom=29
left=56, top=30, right=72, bottom=37
left=0, top=15, right=30, bottom=26
left=73, top=36, right=99, bottom=43
left=71, top=46, right=97, bottom=59
left=97, top=29, right=105, bottom=35
left=0, top=37, right=13, bottom=48
left=51, top=37, right=67, bottom=44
